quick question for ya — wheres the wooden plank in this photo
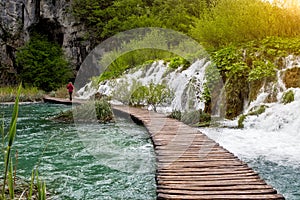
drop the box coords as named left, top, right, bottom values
left=157, top=193, right=285, bottom=200
left=111, top=105, right=285, bottom=200
left=157, top=189, right=277, bottom=195
left=157, top=184, right=274, bottom=191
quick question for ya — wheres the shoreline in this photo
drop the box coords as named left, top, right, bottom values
left=0, top=101, right=42, bottom=105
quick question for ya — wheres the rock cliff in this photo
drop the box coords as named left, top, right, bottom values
left=0, top=0, right=90, bottom=85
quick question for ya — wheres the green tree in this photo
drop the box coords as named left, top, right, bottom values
left=130, top=83, right=173, bottom=112
left=191, top=0, right=300, bottom=50
left=16, top=34, right=72, bottom=92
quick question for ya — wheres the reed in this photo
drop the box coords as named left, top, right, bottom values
left=0, top=86, right=44, bottom=102
left=1, top=84, right=21, bottom=199
left=0, top=85, right=47, bottom=199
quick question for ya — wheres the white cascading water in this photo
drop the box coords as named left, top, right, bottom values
left=201, top=55, right=300, bottom=164
left=77, top=58, right=210, bottom=112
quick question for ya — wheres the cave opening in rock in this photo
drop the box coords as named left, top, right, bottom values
left=28, top=18, right=64, bottom=46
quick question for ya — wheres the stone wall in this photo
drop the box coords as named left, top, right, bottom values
left=0, top=0, right=90, bottom=86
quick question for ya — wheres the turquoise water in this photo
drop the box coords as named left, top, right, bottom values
left=1, top=103, right=156, bottom=199
left=245, top=157, right=300, bottom=200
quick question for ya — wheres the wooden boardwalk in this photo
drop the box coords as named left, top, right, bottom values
left=112, top=105, right=285, bottom=200
left=43, top=96, right=83, bottom=105
left=42, top=98, right=284, bottom=199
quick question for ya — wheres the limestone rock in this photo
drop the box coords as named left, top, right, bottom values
left=0, top=0, right=91, bottom=85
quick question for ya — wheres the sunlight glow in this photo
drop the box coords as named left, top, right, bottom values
left=266, top=0, right=300, bottom=8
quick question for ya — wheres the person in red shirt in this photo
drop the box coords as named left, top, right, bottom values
left=66, top=82, right=74, bottom=101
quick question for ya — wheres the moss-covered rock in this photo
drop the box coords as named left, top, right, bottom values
left=283, top=67, right=300, bottom=88
left=282, top=90, right=294, bottom=104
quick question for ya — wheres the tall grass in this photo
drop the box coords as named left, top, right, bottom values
left=1, top=85, right=47, bottom=199
left=0, top=86, right=44, bottom=102
left=1, top=84, right=21, bottom=199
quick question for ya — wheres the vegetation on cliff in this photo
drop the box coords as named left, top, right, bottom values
left=211, top=36, right=300, bottom=118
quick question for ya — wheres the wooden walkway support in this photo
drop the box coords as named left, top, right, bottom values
left=112, top=105, right=285, bottom=200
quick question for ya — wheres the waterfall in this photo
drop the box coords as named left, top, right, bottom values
left=77, top=58, right=210, bottom=113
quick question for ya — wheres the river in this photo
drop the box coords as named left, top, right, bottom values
left=1, top=103, right=156, bottom=200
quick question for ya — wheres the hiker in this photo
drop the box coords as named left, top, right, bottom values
left=67, top=82, right=74, bottom=101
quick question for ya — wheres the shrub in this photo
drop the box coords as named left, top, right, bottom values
left=168, top=57, right=190, bottom=70
left=16, top=34, right=73, bottom=92
left=168, top=110, right=182, bottom=120
left=238, top=114, right=246, bottom=128
left=72, top=100, right=114, bottom=123
left=282, top=90, right=294, bottom=104
left=129, top=82, right=173, bottom=112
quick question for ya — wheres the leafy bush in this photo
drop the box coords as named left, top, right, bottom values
left=168, top=57, right=190, bottom=70
left=129, top=83, right=173, bottom=112
left=282, top=90, right=294, bottom=104
left=248, top=61, right=276, bottom=82
left=180, top=110, right=211, bottom=126
left=94, top=100, right=114, bottom=122
left=70, top=100, right=114, bottom=123
left=168, top=110, right=182, bottom=120
left=16, top=34, right=73, bottom=92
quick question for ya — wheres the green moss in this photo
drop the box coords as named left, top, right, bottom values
left=248, top=105, right=267, bottom=116
left=282, top=90, right=294, bottom=104
left=238, top=114, right=246, bottom=128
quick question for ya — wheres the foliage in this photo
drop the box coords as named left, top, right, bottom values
left=168, top=109, right=211, bottom=126
left=58, top=100, right=114, bottom=123
left=168, top=57, right=190, bottom=70
left=49, top=86, right=69, bottom=99
left=282, top=90, right=294, bottom=104
left=247, top=105, right=267, bottom=116
left=16, top=34, right=73, bottom=92
left=191, top=0, right=300, bottom=50
left=94, top=100, right=114, bottom=122
left=168, top=110, right=182, bottom=120
left=0, top=86, right=44, bottom=102
left=98, top=48, right=173, bottom=82
left=237, top=114, right=246, bottom=128
left=111, top=79, right=141, bottom=104
left=209, top=36, right=300, bottom=118
left=2, top=84, right=21, bottom=199
left=248, top=61, right=276, bottom=82
left=129, top=83, right=173, bottom=112
left=71, top=0, right=210, bottom=43
left=202, top=63, right=223, bottom=113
